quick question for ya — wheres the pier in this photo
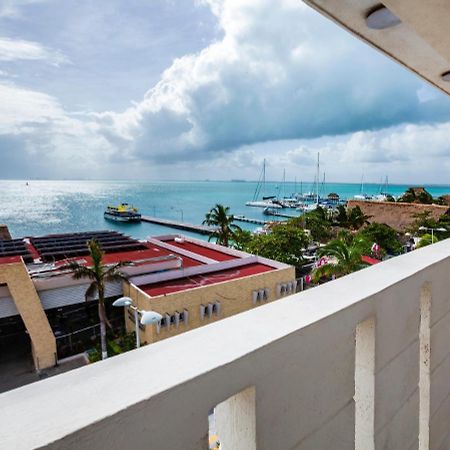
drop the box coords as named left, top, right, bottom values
left=234, top=215, right=270, bottom=225
left=141, top=216, right=216, bottom=235
left=263, top=211, right=299, bottom=219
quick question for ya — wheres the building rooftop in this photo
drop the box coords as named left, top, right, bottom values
left=161, top=238, right=238, bottom=262
left=140, top=262, right=274, bottom=297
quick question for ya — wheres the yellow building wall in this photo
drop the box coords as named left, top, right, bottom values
left=124, top=266, right=295, bottom=345
left=0, top=259, right=56, bottom=370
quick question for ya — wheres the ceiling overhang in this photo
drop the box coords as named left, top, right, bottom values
left=303, top=0, right=450, bottom=96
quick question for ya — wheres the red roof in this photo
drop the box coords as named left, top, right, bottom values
left=165, top=240, right=238, bottom=262
left=0, top=255, right=22, bottom=265
left=55, top=243, right=202, bottom=269
left=141, top=263, right=273, bottom=297
left=361, top=255, right=381, bottom=265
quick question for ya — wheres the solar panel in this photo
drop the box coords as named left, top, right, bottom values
left=30, top=231, right=147, bottom=262
left=0, top=239, right=34, bottom=263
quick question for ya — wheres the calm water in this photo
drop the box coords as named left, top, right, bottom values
left=1, top=180, right=450, bottom=240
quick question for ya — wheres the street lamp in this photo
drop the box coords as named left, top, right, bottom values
left=171, top=206, right=184, bottom=223
left=418, top=226, right=447, bottom=244
left=113, top=296, right=162, bottom=348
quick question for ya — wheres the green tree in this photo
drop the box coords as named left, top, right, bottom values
left=333, top=204, right=349, bottom=227
left=311, top=236, right=370, bottom=282
left=357, top=223, right=403, bottom=255
left=203, top=204, right=242, bottom=247
left=291, top=207, right=332, bottom=242
left=331, top=205, right=370, bottom=230
left=416, top=233, right=438, bottom=248
left=63, top=239, right=130, bottom=360
left=239, top=223, right=310, bottom=273
left=408, top=211, right=438, bottom=234
left=399, top=187, right=433, bottom=204
left=347, top=206, right=371, bottom=230
left=232, top=229, right=253, bottom=251
left=385, top=194, right=396, bottom=202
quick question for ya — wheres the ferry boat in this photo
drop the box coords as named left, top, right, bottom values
left=104, top=203, right=142, bottom=222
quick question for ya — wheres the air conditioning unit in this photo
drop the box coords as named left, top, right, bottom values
left=207, top=303, right=214, bottom=318
left=215, top=301, right=221, bottom=316
left=252, top=290, right=259, bottom=305
left=183, top=309, right=189, bottom=325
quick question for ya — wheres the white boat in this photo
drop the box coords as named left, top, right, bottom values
left=297, top=153, right=321, bottom=212
left=247, top=200, right=282, bottom=209
left=302, top=203, right=320, bottom=212
left=246, top=159, right=282, bottom=209
left=354, top=175, right=373, bottom=200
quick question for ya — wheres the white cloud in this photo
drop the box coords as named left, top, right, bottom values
left=0, top=82, right=115, bottom=178
left=0, top=37, right=68, bottom=65
left=0, top=82, right=64, bottom=133
left=0, top=0, right=49, bottom=18
left=92, top=0, right=450, bottom=168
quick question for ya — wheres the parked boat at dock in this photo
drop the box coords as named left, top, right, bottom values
left=246, top=159, right=282, bottom=209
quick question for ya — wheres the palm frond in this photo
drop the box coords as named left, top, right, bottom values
left=69, top=265, right=97, bottom=281
left=105, top=272, right=127, bottom=283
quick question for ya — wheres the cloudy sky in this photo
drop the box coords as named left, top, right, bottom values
left=2, top=0, right=450, bottom=184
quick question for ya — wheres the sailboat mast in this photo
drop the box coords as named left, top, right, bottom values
left=263, top=158, right=266, bottom=199
left=316, top=152, right=320, bottom=204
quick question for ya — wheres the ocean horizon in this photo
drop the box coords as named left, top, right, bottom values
left=1, top=179, right=449, bottom=241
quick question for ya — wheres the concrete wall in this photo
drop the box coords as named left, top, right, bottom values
left=124, top=266, right=295, bottom=344
left=0, top=259, right=56, bottom=370
left=0, top=239, right=450, bottom=449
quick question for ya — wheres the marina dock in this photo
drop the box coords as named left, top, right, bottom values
left=234, top=215, right=270, bottom=225
left=263, top=211, right=299, bottom=219
left=141, top=216, right=216, bottom=235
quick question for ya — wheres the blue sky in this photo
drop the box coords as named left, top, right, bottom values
left=1, top=0, right=450, bottom=183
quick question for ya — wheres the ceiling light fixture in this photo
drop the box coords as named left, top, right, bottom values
left=441, top=71, right=450, bottom=82
left=366, top=5, right=401, bottom=29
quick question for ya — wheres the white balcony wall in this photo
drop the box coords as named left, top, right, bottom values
left=0, top=240, right=450, bottom=450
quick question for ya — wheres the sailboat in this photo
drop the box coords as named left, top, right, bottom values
left=373, top=176, right=390, bottom=201
left=354, top=175, right=373, bottom=200
left=246, top=159, right=282, bottom=209
left=297, top=153, right=321, bottom=212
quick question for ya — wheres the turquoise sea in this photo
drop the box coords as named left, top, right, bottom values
left=1, top=180, right=450, bottom=240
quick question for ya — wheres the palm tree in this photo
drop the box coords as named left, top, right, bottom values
left=62, top=239, right=130, bottom=360
left=347, top=206, right=371, bottom=230
left=311, top=237, right=369, bottom=282
left=203, top=204, right=241, bottom=247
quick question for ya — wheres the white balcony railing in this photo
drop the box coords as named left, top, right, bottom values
left=0, top=240, right=450, bottom=449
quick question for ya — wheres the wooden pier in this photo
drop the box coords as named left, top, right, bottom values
left=141, top=216, right=216, bottom=235
left=263, top=211, right=299, bottom=219
left=234, top=215, right=270, bottom=225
